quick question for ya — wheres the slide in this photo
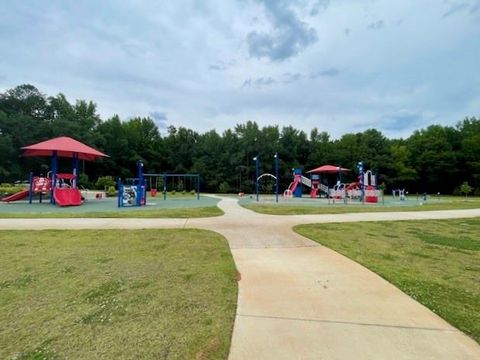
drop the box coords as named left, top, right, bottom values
left=2, top=189, right=29, bottom=202
left=54, top=188, right=82, bottom=207
left=310, top=188, right=318, bottom=198
left=289, top=178, right=300, bottom=193
left=345, top=182, right=358, bottom=191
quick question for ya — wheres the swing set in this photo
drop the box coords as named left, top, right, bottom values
left=144, top=173, right=200, bottom=200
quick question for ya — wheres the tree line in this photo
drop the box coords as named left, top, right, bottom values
left=1, top=84, right=479, bottom=195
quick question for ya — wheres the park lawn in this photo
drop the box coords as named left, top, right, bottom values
left=0, top=229, right=238, bottom=359
left=295, top=218, right=480, bottom=343
left=243, top=197, right=480, bottom=215
left=0, top=206, right=223, bottom=218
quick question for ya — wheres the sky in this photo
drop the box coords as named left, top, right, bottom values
left=0, top=0, right=479, bottom=138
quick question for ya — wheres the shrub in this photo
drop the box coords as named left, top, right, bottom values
left=95, top=176, right=115, bottom=190
left=106, top=186, right=116, bottom=197
left=218, top=181, right=230, bottom=194
left=78, top=173, right=92, bottom=189
left=0, top=185, right=25, bottom=196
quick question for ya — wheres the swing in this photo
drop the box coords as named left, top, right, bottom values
left=150, top=176, right=158, bottom=197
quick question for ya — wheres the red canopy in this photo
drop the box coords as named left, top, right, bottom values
left=307, top=165, right=350, bottom=174
left=22, top=137, right=109, bottom=161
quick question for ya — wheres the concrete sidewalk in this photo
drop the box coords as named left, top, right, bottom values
left=1, top=196, right=480, bottom=359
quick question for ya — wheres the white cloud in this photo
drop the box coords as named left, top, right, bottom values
left=0, top=0, right=479, bottom=138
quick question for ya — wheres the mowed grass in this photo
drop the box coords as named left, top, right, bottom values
left=0, top=229, right=238, bottom=359
left=244, top=196, right=480, bottom=215
left=0, top=206, right=223, bottom=218
left=295, top=218, right=480, bottom=343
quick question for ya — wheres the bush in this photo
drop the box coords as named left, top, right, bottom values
left=218, top=181, right=230, bottom=194
left=0, top=185, right=26, bottom=196
left=190, top=189, right=196, bottom=195
left=452, top=186, right=461, bottom=196
left=78, top=173, right=92, bottom=189
left=171, top=190, right=176, bottom=195
left=106, top=186, right=116, bottom=197
left=95, top=176, right=115, bottom=190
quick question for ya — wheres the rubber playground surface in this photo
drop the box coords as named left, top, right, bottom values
left=238, top=194, right=441, bottom=207
left=0, top=195, right=219, bottom=214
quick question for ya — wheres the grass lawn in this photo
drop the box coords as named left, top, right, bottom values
left=295, top=218, right=480, bottom=343
left=243, top=196, right=480, bottom=215
left=0, top=206, right=223, bottom=218
left=0, top=229, right=238, bottom=359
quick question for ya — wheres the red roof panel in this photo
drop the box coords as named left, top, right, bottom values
left=22, top=137, right=108, bottom=161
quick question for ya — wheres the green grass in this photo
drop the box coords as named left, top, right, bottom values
left=243, top=196, right=480, bottom=215
left=295, top=218, right=480, bottom=343
left=0, top=229, right=238, bottom=359
left=0, top=206, right=223, bottom=218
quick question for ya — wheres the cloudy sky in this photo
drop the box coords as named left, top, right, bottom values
left=1, top=0, right=479, bottom=138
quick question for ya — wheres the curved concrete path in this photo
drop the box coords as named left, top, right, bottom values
left=1, top=197, right=480, bottom=359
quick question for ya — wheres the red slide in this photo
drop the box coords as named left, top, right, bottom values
left=289, top=178, right=300, bottom=192
left=345, top=182, right=358, bottom=191
left=2, top=189, right=30, bottom=202
left=54, top=188, right=82, bottom=207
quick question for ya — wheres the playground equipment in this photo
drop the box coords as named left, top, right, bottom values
left=2, top=176, right=52, bottom=203
left=2, top=137, right=108, bottom=207
left=144, top=173, right=200, bottom=200
left=285, top=165, right=348, bottom=199
left=253, top=153, right=280, bottom=202
left=283, top=163, right=382, bottom=204
left=392, top=189, right=406, bottom=201
left=118, top=160, right=201, bottom=207
left=118, top=160, right=146, bottom=207
left=357, top=162, right=380, bottom=203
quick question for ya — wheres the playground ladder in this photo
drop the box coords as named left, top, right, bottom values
left=301, top=176, right=311, bottom=187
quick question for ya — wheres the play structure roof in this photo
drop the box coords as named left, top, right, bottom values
left=307, top=165, right=350, bottom=173
left=22, top=137, right=109, bottom=161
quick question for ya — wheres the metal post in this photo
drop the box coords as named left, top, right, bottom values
left=163, top=174, right=167, bottom=200
left=137, top=160, right=144, bottom=207
left=117, top=178, right=122, bottom=208
left=357, top=161, right=364, bottom=205
left=50, top=151, right=58, bottom=204
left=72, top=152, right=79, bottom=188
left=28, top=172, right=33, bottom=204
left=197, top=175, right=200, bottom=200
left=253, top=156, right=259, bottom=202
left=274, top=153, right=279, bottom=203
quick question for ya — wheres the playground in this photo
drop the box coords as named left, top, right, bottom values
left=1, top=136, right=211, bottom=217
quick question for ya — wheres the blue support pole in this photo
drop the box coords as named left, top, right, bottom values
left=50, top=151, right=58, bottom=204
left=357, top=161, right=364, bottom=204
left=117, top=178, right=122, bottom=208
left=253, top=155, right=259, bottom=202
left=28, top=172, right=33, bottom=204
left=274, top=153, right=279, bottom=203
left=72, top=153, right=79, bottom=188
left=196, top=175, right=200, bottom=200
left=136, top=160, right=144, bottom=207
left=164, top=174, right=167, bottom=200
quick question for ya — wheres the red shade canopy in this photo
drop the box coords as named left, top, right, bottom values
left=22, top=137, right=109, bottom=161
left=307, top=165, right=350, bottom=174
